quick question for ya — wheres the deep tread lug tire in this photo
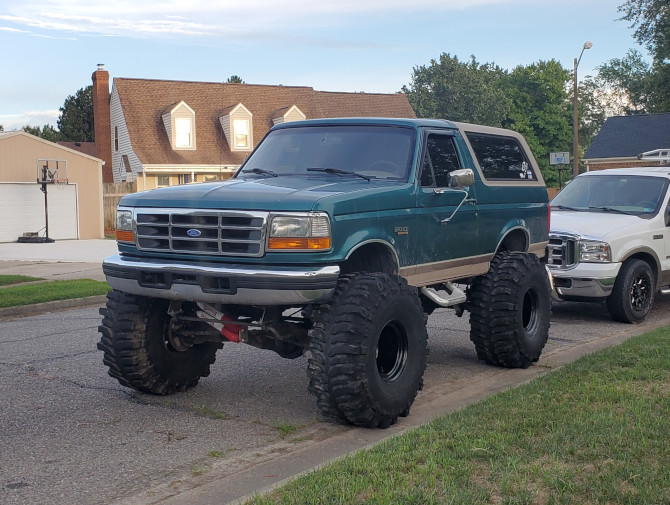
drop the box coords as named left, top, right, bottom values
left=307, top=273, right=428, bottom=428
left=607, top=259, right=655, bottom=324
left=97, top=290, right=222, bottom=394
left=467, top=252, right=551, bottom=369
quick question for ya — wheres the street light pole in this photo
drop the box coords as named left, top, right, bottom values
left=573, top=41, right=593, bottom=179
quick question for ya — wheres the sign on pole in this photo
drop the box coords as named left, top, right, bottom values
left=550, top=152, right=570, bottom=165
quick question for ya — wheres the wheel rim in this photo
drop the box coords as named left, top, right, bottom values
left=376, top=321, right=408, bottom=383
left=522, top=288, right=539, bottom=334
left=630, top=273, right=651, bottom=311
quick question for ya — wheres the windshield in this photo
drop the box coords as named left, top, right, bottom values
left=236, top=125, right=416, bottom=181
left=552, top=174, right=669, bottom=216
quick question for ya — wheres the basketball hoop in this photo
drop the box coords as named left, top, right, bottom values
left=54, top=178, right=69, bottom=189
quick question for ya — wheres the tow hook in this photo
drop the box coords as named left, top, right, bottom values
left=196, top=303, right=243, bottom=342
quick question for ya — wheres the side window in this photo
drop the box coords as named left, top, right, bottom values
left=421, top=134, right=462, bottom=187
left=466, top=133, right=536, bottom=181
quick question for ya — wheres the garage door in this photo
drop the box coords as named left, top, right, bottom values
left=0, top=183, right=78, bottom=242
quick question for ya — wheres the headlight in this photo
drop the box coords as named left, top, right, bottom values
left=579, top=240, right=611, bottom=262
left=268, top=213, right=331, bottom=251
left=115, top=209, right=134, bottom=243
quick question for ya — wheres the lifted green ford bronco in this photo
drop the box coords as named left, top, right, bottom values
left=99, top=118, right=551, bottom=428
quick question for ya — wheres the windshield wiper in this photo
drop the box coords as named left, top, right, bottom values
left=553, top=205, right=581, bottom=211
left=588, top=206, right=636, bottom=215
left=306, top=167, right=371, bottom=181
left=241, top=167, right=278, bottom=177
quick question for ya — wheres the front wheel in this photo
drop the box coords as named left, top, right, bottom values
left=307, top=273, right=428, bottom=428
left=97, top=290, right=222, bottom=394
left=468, top=252, right=551, bottom=369
left=607, top=259, right=655, bottom=323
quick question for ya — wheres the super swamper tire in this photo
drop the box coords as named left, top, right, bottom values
left=97, top=290, right=222, bottom=394
left=307, top=273, right=428, bottom=428
left=468, top=252, right=551, bottom=369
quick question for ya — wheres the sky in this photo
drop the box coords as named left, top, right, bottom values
left=0, top=0, right=642, bottom=131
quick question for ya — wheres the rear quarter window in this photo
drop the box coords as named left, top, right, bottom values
left=466, top=132, right=536, bottom=181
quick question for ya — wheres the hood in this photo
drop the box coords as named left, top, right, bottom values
left=550, top=210, right=644, bottom=241
left=119, top=175, right=411, bottom=213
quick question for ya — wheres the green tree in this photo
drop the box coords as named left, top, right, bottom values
left=22, top=124, right=63, bottom=142
left=402, top=53, right=511, bottom=126
left=596, top=49, right=651, bottom=114
left=617, top=0, right=670, bottom=111
left=577, top=76, right=608, bottom=153
left=226, top=75, right=245, bottom=83
left=503, top=60, right=572, bottom=186
left=57, top=85, right=94, bottom=142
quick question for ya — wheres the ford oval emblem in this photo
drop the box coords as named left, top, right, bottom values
left=187, top=229, right=202, bottom=237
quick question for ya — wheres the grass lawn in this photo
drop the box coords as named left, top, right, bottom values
left=0, top=278, right=110, bottom=308
left=248, top=327, right=670, bottom=505
left=0, top=274, right=43, bottom=286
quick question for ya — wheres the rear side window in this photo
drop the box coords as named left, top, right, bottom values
left=466, top=133, right=536, bottom=181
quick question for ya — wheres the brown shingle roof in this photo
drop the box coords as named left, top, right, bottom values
left=57, top=141, right=98, bottom=158
left=113, top=78, right=416, bottom=166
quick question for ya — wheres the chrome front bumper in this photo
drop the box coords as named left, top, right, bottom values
left=102, top=254, right=340, bottom=305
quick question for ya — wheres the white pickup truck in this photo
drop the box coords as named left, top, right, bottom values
left=547, top=166, right=670, bottom=323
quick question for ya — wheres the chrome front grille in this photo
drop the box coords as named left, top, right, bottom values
left=135, top=210, right=268, bottom=257
left=547, top=233, right=578, bottom=268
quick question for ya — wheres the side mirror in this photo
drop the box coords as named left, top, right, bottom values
left=665, top=206, right=670, bottom=227
left=448, top=168, right=475, bottom=188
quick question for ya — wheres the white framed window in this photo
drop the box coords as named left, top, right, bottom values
left=233, top=119, right=250, bottom=149
left=157, top=175, right=170, bottom=187
left=175, top=118, right=193, bottom=148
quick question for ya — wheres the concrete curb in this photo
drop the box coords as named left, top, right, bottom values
left=0, top=295, right=107, bottom=320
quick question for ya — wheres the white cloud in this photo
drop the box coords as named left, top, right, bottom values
left=0, top=110, right=60, bottom=131
left=1, top=0, right=524, bottom=39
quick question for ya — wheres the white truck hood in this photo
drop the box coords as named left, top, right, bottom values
left=550, top=210, right=644, bottom=241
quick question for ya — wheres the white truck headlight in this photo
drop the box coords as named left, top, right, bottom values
left=579, top=240, right=611, bottom=262
left=115, top=209, right=134, bottom=242
left=268, top=213, right=331, bottom=251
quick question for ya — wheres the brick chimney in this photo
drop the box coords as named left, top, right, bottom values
left=92, top=64, right=113, bottom=182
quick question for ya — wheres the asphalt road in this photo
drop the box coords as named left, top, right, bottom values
left=1, top=297, right=669, bottom=505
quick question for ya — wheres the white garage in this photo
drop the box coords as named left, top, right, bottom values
left=0, top=182, right=78, bottom=242
left=0, top=131, right=104, bottom=243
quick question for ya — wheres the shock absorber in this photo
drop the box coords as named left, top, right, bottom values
left=196, top=303, right=243, bottom=342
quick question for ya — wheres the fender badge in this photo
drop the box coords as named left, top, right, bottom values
left=187, top=229, right=202, bottom=237
left=394, top=226, right=409, bottom=236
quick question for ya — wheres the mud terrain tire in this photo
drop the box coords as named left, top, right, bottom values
left=97, top=290, right=222, bottom=394
left=468, top=252, right=551, bottom=369
left=307, top=273, right=427, bottom=428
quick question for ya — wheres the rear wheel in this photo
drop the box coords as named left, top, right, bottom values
left=607, top=259, right=655, bottom=323
left=307, top=273, right=427, bottom=428
left=468, top=252, right=551, bottom=369
left=97, top=290, right=222, bottom=394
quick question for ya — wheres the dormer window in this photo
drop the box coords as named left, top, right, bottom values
left=162, top=101, right=196, bottom=150
left=220, top=103, right=253, bottom=152
left=272, top=105, right=306, bottom=125
left=175, top=118, right=193, bottom=148
left=233, top=119, right=250, bottom=149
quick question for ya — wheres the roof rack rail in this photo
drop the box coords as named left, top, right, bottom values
left=637, top=148, right=670, bottom=161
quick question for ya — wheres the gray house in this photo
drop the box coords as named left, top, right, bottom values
left=584, top=112, right=670, bottom=171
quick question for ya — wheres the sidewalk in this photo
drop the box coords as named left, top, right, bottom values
left=0, top=239, right=118, bottom=319
left=0, top=239, right=118, bottom=282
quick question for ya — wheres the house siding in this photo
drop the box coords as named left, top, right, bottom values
left=110, top=85, right=143, bottom=183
